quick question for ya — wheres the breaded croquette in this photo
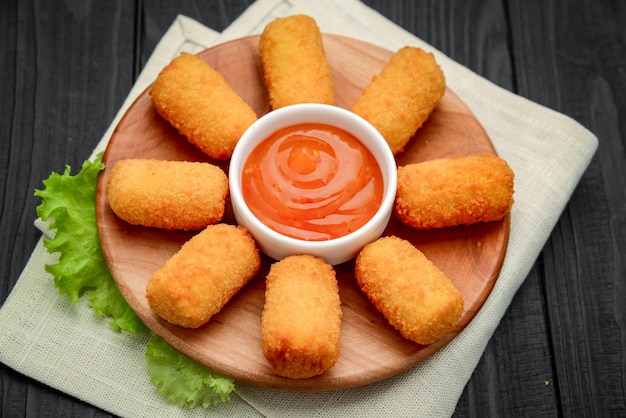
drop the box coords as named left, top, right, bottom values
left=395, top=155, right=514, bottom=229
left=355, top=236, right=463, bottom=345
left=351, top=46, right=445, bottom=155
left=146, top=224, right=260, bottom=328
left=261, top=255, right=342, bottom=379
left=106, top=159, right=228, bottom=231
left=150, top=52, right=257, bottom=160
left=259, top=15, right=334, bottom=109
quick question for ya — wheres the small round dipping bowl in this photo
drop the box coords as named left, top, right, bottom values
left=229, top=103, right=397, bottom=265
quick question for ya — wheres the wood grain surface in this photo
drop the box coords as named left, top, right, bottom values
left=2, top=0, right=624, bottom=416
left=96, top=35, right=508, bottom=391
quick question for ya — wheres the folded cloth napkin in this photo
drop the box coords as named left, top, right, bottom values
left=0, top=0, right=598, bottom=417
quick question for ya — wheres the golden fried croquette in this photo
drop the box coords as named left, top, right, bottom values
left=259, top=15, right=334, bottom=109
left=146, top=224, right=260, bottom=328
left=261, top=255, right=342, bottom=379
left=395, top=155, right=515, bottom=229
left=355, top=236, right=463, bottom=345
left=106, top=159, right=228, bottom=231
left=351, top=46, right=445, bottom=155
left=150, top=52, right=257, bottom=160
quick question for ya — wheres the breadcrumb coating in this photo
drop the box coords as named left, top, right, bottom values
left=395, top=155, right=515, bottom=229
left=146, top=224, right=260, bottom=328
left=259, top=15, right=334, bottom=109
left=355, top=236, right=463, bottom=345
left=150, top=52, right=257, bottom=160
left=261, top=255, right=342, bottom=379
left=106, top=159, right=228, bottom=231
left=352, top=46, right=445, bottom=155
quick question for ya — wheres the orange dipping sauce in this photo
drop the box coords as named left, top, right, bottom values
left=242, top=123, right=384, bottom=241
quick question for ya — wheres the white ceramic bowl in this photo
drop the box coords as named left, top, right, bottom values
left=229, top=103, right=397, bottom=265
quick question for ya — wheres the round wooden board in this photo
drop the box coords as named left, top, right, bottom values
left=96, top=34, right=509, bottom=391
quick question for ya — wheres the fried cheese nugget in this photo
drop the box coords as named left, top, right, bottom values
left=106, top=159, right=228, bottom=231
left=355, top=236, right=463, bottom=345
left=261, top=255, right=342, bottom=379
left=352, top=46, right=445, bottom=155
left=146, top=224, right=260, bottom=328
left=259, top=15, right=334, bottom=109
left=395, top=155, right=514, bottom=229
left=150, top=52, right=257, bottom=160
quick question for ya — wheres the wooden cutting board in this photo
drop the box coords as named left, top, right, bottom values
left=96, top=34, right=509, bottom=391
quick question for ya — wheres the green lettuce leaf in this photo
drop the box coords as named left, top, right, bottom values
left=34, top=153, right=235, bottom=406
left=146, top=334, right=235, bottom=407
left=34, top=153, right=145, bottom=334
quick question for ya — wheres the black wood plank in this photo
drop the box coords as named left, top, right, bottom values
left=505, top=0, right=626, bottom=416
left=138, top=0, right=255, bottom=71
left=363, top=0, right=516, bottom=91
left=455, top=268, right=559, bottom=417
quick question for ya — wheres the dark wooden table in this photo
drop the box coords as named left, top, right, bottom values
left=1, top=1, right=624, bottom=416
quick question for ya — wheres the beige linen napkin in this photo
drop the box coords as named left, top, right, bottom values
left=0, top=0, right=597, bottom=417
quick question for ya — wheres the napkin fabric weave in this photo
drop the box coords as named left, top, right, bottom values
left=0, top=0, right=597, bottom=417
